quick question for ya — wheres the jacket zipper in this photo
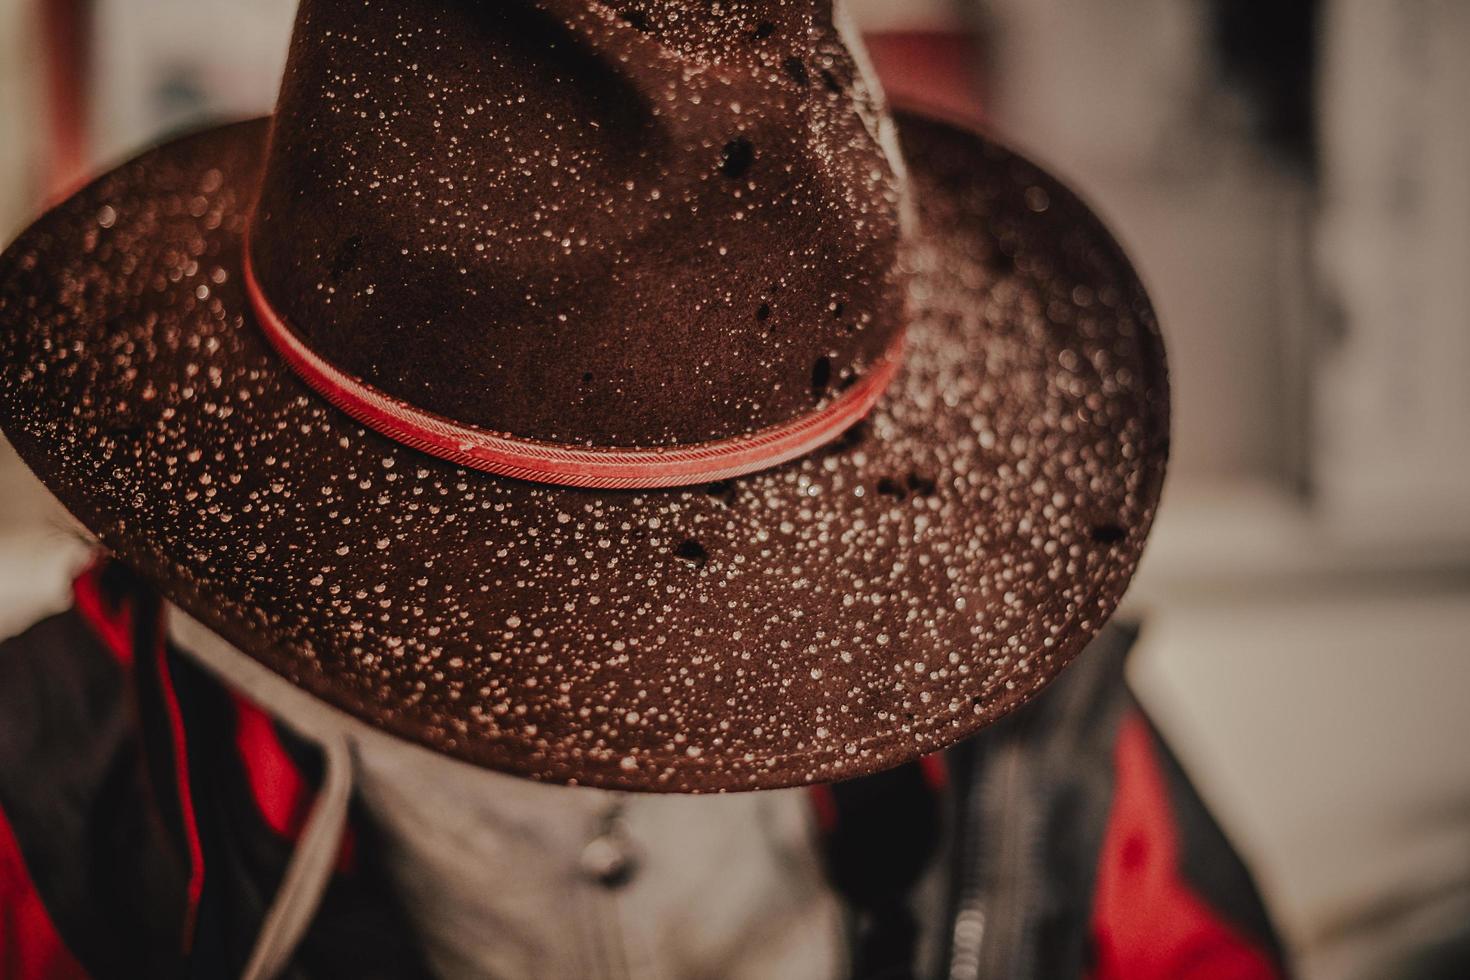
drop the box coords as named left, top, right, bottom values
left=947, top=726, right=1038, bottom=980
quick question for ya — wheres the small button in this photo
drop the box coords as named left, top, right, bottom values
left=580, top=830, right=638, bottom=888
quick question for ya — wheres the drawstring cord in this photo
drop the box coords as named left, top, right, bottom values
left=166, top=606, right=359, bottom=980
left=240, top=729, right=354, bottom=980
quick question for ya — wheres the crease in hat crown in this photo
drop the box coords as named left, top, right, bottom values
left=245, top=0, right=913, bottom=488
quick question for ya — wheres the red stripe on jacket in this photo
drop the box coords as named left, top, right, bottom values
left=232, top=695, right=356, bottom=872
left=71, top=564, right=133, bottom=667
left=1089, top=714, right=1280, bottom=980
left=233, top=695, right=313, bottom=840
left=72, top=566, right=205, bottom=951
left=152, top=636, right=206, bottom=950
left=0, top=803, right=88, bottom=980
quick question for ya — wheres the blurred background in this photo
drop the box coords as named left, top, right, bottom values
left=1, top=1, right=1467, bottom=976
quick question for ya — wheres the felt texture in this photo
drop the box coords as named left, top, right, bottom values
left=250, top=0, right=909, bottom=446
left=0, top=110, right=1168, bottom=790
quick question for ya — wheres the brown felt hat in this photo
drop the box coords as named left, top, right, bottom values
left=0, top=0, right=1168, bottom=791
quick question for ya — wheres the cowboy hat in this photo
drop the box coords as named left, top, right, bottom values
left=0, top=0, right=1168, bottom=791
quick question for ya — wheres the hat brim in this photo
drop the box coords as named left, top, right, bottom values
left=0, top=110, right=1168, bottom=791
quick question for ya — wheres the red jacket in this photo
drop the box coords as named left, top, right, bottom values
left=0, top=561, right=1285, bottom=979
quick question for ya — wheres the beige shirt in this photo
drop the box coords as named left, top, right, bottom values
left=168, top=607, right=847, bottom=980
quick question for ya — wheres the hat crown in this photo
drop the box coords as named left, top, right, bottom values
left=248, top=0, right=909, bottom=449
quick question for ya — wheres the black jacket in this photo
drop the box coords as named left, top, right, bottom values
left=0, top=560, right=1285, bottom=979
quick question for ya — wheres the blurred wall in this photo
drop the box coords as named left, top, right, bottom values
left=0, top=0, right=43, bottom=238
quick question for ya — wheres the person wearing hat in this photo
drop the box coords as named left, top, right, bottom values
left=0, top=2, right=1283, bottom=978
